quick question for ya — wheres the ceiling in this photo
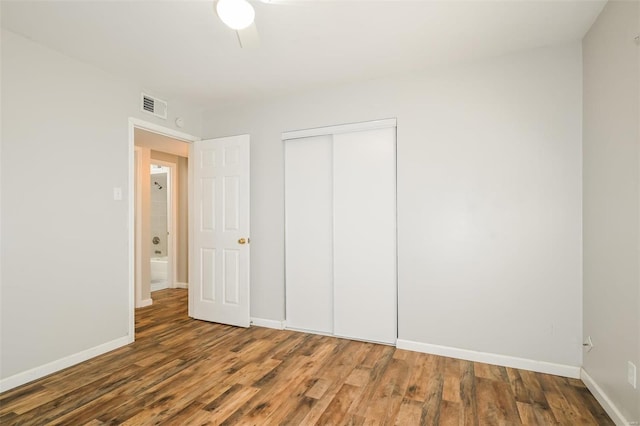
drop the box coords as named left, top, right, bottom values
left=1, top=0, right=606, bottom=108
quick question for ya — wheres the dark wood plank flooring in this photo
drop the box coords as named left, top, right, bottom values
left=0, top=289, right=613, bottom=425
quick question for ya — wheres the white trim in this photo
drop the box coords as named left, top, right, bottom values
left=251, top=317, right=285, bottom=330
left=0, top=336, right=132, bottom=393
left=137, top=298, right=153, bottom=308
left=581, top=368, right=634, bottom=426
left=150, top=283, right=169, bottom=292
left=175, top=282, right=188, bottom=289
left=396, top=339, right=581, bottom=379
left=129, top=118, right=199, bottom=143
left=128, top=123, right=136, bottom=341
left=188, top=142, right=194, bottom=317
left=282, top=118, right=397, bottom=141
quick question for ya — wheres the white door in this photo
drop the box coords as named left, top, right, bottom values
left=283, top=119, right=397, bottom=345
left=332, top=128, right=396, bottom=344
left=284, top=135, right=334, bottom=334
left=189, top=135, right=250, bottom=327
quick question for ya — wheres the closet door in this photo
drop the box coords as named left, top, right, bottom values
left=284, top=135, right=334, bottom=333
left=333, top=128, right=397, bottom=344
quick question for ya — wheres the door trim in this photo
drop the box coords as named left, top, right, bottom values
left=282, top=118, right=397, bottom=141
left=128, top=118, right=199, bottom=340
left=282, top=119, right=398, bottom=346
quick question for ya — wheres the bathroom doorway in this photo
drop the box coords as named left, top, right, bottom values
left=133, top=126, right=191, bottom=309
left=149, top=162, right=173, bottom=292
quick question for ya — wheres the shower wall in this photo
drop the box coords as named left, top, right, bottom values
left=150, top=172, right=168, bottom=257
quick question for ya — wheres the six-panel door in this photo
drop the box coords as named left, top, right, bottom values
left=189, top=135, right=250, bottom=328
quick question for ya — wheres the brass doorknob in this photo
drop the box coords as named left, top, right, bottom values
left=238, top=238, right=247, bottom=244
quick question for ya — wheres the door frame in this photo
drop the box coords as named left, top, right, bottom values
left=149, top=159, right=178, bottom=291
left=282, top=118, right=398, bottom=344
left=128, top=118, right=199, bottom=340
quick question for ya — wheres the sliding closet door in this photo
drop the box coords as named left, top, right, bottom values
left=284, top=136, right=334, bottom=333
left=333, top=128, right=397, bottom=344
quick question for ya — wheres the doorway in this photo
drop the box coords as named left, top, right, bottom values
left=128, top=118, right=198, bottom=338
left=128, top=119, right=252, bottom=340
left=149, top=162, right=173, bottom=292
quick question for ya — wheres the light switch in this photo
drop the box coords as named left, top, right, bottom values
left=113, top=187, right=123, bottom=201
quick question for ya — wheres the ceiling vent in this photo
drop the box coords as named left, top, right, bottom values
left=141, top=93, right=167, bottom=120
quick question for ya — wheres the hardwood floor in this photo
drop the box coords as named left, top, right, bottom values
left=0, top=289, right=612, bottom=425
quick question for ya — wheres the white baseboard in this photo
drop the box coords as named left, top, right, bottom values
left=136, top=298, right=153, bottom=308
left=396, top=339, right=581, bottom=379
left=150, top=283, right=167, bottom=292
left=250, top=317, right=285, bottom=330
left=174, top=282, right=188, bottom=289
left=581, top=368, right=633, bottom=426
left=0, top=335, right=133, bottom=393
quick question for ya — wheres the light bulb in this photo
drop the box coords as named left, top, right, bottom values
left=216, top=0, right=255, bottom=30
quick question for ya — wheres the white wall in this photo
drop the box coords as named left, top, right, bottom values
left=583, top=0, right=640, bottom=423
left=0, top=29, right=201, bottom=385
left=203, top=43, right=583, bottom=370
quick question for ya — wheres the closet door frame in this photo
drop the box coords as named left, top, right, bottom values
left=282, top=119, right=397, bottom=141
left=283, top=118, right=398, bottom=344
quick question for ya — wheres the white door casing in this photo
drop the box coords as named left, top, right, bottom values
left=189, top=135, right=250, bottom=327
left=283, top=119, right=397, bottom=345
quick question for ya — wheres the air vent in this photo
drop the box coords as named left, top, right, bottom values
left=141, top=93, right=167, bottom=120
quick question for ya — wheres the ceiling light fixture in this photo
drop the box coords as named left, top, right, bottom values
left=216, top=0, right=255, bottom=30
